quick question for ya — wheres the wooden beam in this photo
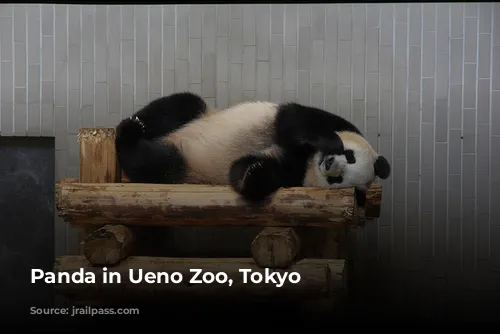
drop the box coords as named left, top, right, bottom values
left=55, top=180, right=369, bottom=228
left=52, top=256, right=345, bottom=302
left=83, top=224, right=135, bottom=267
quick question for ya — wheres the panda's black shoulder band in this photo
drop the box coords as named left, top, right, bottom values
left=274, top=102, right=358, bottom=155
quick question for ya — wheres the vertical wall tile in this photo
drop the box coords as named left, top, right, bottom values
left=478, top=34, right=491, bottom=80
left=450, top=4, right=464, bottom=38
left=202, top=5, right=216, bottom=56
left=81, top=6, right=94, bottom=62
left=148, top=6, right=161, bottom=98
left=242, top=4, right=255, bottom=46
left=270, top=34, right=283, bottom=80
left=478, top=3, right=492, bottom=34
left=493, top=3, right=500, bottom=46
left=256, top=61, right=269, bottom=101
left=229, top=63, right=242, bottom=105
left=216, top=81, right=229, bottom=109
left=284, top=4, right=297, bottom=46
left=311, top=5, right=325, bottom=41
left=159, top=24, right=173, bottom=73
left=242, top=46, right=256, bottom=92
left=492, top=91, right=500, bottom=136
left=449, top=39, right=463, bottom=86
left=176, top=12, right=188, bottom=60
left=95, top=6, right=107, bottom=83
left=216, top=37, right=229, bottom=82
left=298, top=26, right=311, bottom=71
left=324, top=5, right=338, bottom=113
left=283, top=46, right=297, bottom=93
left=189, top=38, right=202, bottom=84
left=464, top=17, right=478, bottom=63
left=189, top=6, right=202, bottom=39
left=229, top=8, right=242, bottom=64
left=216, top=5, right=229, bottom=38
left=338, top=40, right=351, bottom=86
left=338, top=5, right=352, bottom=41
left=493, top=47, right=500, bottom=90
left=311, top=40, right=323, bottom=85
left=256, top=5, right=270, bottom=61
left=202, top=54, right=216, bottom=98
left=449, top=85, right=462, bottom=130
left=26, top=6, right=40, bottom=135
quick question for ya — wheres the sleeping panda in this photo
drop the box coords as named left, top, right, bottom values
left=115, top=92, right=391, bottom=208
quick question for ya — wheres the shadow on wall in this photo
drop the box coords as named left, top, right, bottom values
left=0, top=137, right=56, bottom=321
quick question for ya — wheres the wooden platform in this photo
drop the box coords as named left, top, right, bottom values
left=51, top=126, right=386, bottom=309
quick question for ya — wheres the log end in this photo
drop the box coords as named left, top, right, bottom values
left=251, top=227, right=301, bottom=269
left=83, top=224, right=134, bottom=266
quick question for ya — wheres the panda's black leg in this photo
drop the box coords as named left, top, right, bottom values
left=229, top=154, right=283, bottom=203
left=132, top=92, right=209, bottom=139
left=355, top=188, right=367, bottom=208
left=274, top=103, right=362, bottom=155
left=118, top=140, right=188, bottom=184
left=355, top=188, right=368, bottom=226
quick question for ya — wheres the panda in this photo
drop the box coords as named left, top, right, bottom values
left=115, top=92, right=391, bottom=208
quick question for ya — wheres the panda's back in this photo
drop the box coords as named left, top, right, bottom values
left=164, top=101, right=280, bottom=185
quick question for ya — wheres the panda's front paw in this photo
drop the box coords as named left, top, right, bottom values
left=229, top=156, right=281, bottom=203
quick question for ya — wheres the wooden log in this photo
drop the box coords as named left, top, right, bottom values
left=83, top=224, right=135, bottom=267
left=77, top=128, right=120, bottom=253
left=251, top=227, right=301, bottom=268
left=52, top=255, right=345, bottom=302
left=55, top=181, right=363, bottom=228
left=58, top=177, right=382, bottom=221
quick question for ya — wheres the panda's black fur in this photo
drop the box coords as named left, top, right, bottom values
left=115, top=92, right=391, bottom=205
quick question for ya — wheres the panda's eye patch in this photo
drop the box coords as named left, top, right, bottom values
left=344, top=150, right=356, bottom=164
left=324, top=155, right=335, bottom=171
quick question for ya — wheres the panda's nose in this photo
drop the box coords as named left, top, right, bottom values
left=325, top=155, right=335, bottom=171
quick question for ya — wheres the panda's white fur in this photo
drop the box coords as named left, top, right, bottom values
left=161, top=101, right=282, bottom=185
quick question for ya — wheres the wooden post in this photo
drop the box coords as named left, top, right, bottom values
left=77, top=128, right=121, bottom=254
left=78, top=128, right=119, bottom=184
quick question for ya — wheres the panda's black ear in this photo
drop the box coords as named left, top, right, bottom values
left=374, top=155, right=391, bottom=179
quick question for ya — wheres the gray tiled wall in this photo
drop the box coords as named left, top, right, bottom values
left=1, top=3, right=499, bottom=306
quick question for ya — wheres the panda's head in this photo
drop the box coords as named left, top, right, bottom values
left=311, top=131, right=391, bottom=192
